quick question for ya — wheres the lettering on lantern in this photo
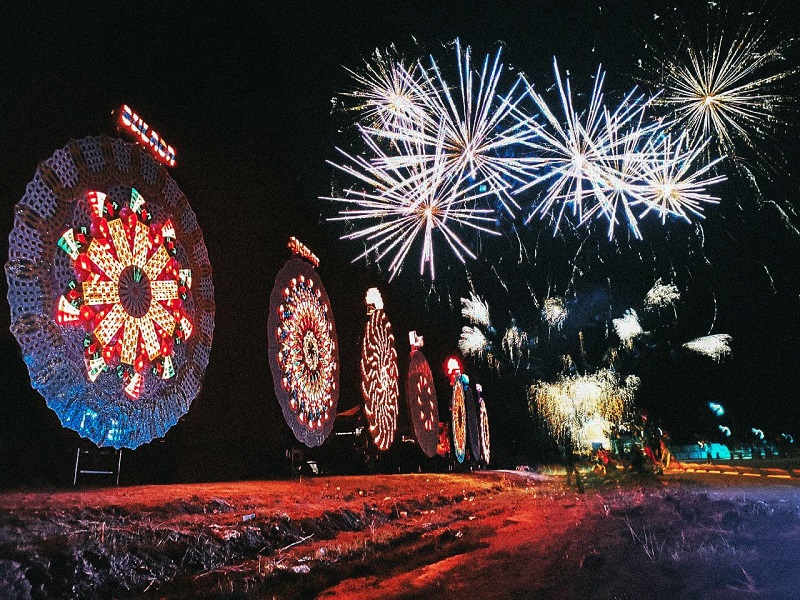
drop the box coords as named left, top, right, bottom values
left=119, top=104, right=176, bottom=167
left=288, top=237, right=320, bottom=267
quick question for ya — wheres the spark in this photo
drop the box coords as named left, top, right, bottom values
left=542, top=296, right=568, bottom=329
left=683, top=333, right=732, bottom=361
left=460, top=291, right=491, bottom=327
left=368, top=38, right=538, bottom=216
left=613, top=309, right=645, bottom=348
left=459, top=325, right=489, bottom=356
left=529, top=368, right=638, bottom=452
left=644, top=278, right=680, bottom=308
left=656, top=23, right=798, bottom=168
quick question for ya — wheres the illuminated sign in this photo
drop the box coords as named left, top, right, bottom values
left=288, top=237, right=319, bottom=267
left=119, top=104, right=176, bottom=167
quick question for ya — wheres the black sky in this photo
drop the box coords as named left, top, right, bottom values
left=2, top=0, right=800, bottom=485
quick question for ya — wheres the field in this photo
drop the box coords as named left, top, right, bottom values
left=1, top=467, right=800, bottom=599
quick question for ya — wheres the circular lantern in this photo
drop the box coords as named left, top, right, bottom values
left=465, top=383, right=480, bottom=462
left=5, top=136, right=215, bottom=448
left=478, top=391, right=490, bottom=466
left=451, top=375, right=467, bottom=463
left=268, top=257, right=338, bottom=447
left=361, top=291, right=399, bottom=451
left=406, top=348, right=439, bottom=458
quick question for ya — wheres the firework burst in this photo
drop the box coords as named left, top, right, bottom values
left=542, top=296, right=568, bottom=329
left=644, top=278, right=681, bottom=308
left=459, top=325, right=489, bottom=356
left=324, top=131, right=499, bottom=280
left=520, top=59, right=724, bottom=238
left=343, top=46, right=432, bottom=133
left=460, top=291, right=491, bottom=327
left=638, top=133, right=725, bottom=223
left=683, top=333, right=732, bottom=361
left=368, top=38, right=538, bottom=216
left=655, top=22, right=798, bottom=170
left=613, top=309, right=645, bottom=348
left=529, top=368, right=638, bottom=452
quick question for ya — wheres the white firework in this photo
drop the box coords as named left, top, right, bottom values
left=542, top=296, right=568, bottom=329
left=657, top=23, right=798, bottom=166
left=460, top=292, right=491, bottom=327
left=520, top=58, right=726, bottom=238
left=638, top=133, right=725, bottom=223
left=613, top=309, right=645, bottom=348
left=459, top=325, right=489, bottom=356
left=683, top=333, right=732, bottom=361
left=520, top=59, right=655, bottom=234
left=368, top=38, right=538, bottom=216
left=644, top=278, right=681, bottom=308
left=324, top=130, right=499, bottom=280
left=343, top=46, right=433, bottom=133
left=529, top=368, right=638, bottom=452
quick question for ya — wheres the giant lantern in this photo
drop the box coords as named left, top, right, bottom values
left=446, top=356, right=467, bottom=464
left=465, top=380, right=481, bottom=463
left=476, top=383, right=491, bottom=466
left=361, top=288, right=399, bottom=451
left=406, top=331, right=439, bottom=458
left=5, top=136, right=215, bottom=448
left=268, top=238, right=339, bottom=447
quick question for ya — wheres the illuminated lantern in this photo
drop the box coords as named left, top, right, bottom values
left=406, top=331, right=439, bottom=458
left=464, top=381, right=480, bottom=462
left=5, top=136, right=215, bottom=448
left=268, top=239, right=338, bottom=447
left=476, top=383, right=490, bottom=466
left=360, top=288, right=399, bottom=451
left=449, top=363, right=468, bottom=464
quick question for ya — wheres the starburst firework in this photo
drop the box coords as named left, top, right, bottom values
left=343, top=46, right=432, bottom=132
left=521, top=59, right=725, bottom=237
left=656, top=23, right=798, bottom=168
left=324, top=131, right=498, bottom=280
left=367, top=38, right=538, bottom=216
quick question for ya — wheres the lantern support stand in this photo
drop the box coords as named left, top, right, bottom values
left=73, top=446, right=123, bottom=486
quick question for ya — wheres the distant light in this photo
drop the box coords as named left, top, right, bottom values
left=718, top=425, right=731, bottom=437
left=708, top=402, right=725, bottom=417
left=751, top=428, right=764, bottom=440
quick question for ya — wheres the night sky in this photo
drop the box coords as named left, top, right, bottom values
left=2, top=0, right=799, bottom=486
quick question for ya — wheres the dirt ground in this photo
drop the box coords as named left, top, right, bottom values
left=1, top=468, right=800, bottom=599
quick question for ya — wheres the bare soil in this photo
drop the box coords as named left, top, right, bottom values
left=1, top=469, right=800, bottom=599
